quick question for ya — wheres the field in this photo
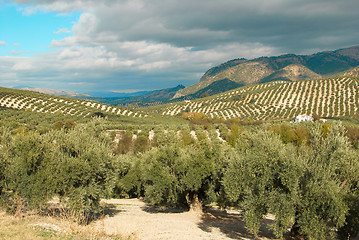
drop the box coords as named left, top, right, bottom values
left=0, top=87, right=147, bottom=118
left=161, top=75, right=359, bottom=121
left=2, top=67, right=359, bottom=123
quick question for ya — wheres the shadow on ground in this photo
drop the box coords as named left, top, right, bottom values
left=198, top=208, right=277, bottom=240
left=141, top=204, right=187, bottom=214
left=40, top=203, right=123, bottom=224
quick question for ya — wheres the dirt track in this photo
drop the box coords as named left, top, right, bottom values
left=92, top=198, right=277, bottom=240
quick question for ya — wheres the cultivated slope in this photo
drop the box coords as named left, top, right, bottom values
left=0, top=87, right=147, bottom=118
left=161, top=68, right=359, bottom=121
left=175, top=46, right=359, bottom=97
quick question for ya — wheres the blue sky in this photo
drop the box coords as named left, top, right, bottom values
left=0, top=0, right=358, bottom=96
left=0, top=4, right=79, bottom=56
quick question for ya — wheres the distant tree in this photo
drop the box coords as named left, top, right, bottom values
left=64, top=120, right=76, bottom=130
left=115, top=131, right=133, bottom=154
left=312, top=113, right=320, bottom=121
left=54, top=121, right=64, bottom=130
left=200, top=92, right=210, bottom=98
left=133, top=135, right=149, bottom=153
left=91, top=112, right=106, bottom=118
left=345, top=126, right=359, bottom=149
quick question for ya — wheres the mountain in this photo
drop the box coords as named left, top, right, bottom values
left=18, top=87, right=91, bottom=98
left=80, top=85, right=186, bottom=107
left=160, top=67, right=359, bottom=120
left=259, top=64, right=321, bottom=83
left=87, top=90, right=152, bottom=98
left=174, top=46, right=359, bottom=98
left=174, top=79, right=244, bottom=100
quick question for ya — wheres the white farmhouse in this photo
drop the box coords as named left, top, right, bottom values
left=295, top=114, right=313, bottom=122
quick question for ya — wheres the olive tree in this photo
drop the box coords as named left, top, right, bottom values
left=223, top=123, right=359, bottom=239
left=223, top=130, right=301, bottom=238
left=1, top=120, right=118, bottom=218
left=137, top=139, right=227, bottom=211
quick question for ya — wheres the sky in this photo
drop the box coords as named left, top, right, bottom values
left=0, top=0, right=358, bottom=96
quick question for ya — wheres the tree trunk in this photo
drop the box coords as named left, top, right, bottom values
left=291, top=210, right=301, bottom=237
left=186, top=192, right=203, bottom=213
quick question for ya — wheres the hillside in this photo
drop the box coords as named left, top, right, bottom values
left=0, top=87, right=148, bottom=118
left=17, top=87, right=91, bottom=98
left=173, top=79, right=244, bottom=100
left=160, top=68, right=359, bottom=121
left=175, top=46, right=359, bottom=97
left=78, top=85, right=185, bottom=108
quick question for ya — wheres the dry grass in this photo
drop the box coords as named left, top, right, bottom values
left=0, top=210, right=134, bottom=240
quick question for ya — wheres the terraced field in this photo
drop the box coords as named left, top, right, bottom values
left=2, top=67, right=359, bottom=122
left=161, top=73, right=359, bottom=120
left=0, top=87, right=147, bottom=118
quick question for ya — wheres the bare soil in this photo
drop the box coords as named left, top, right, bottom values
left=92, top=198, right=278, bottom=240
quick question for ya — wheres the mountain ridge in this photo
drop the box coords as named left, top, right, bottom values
left=175, top=45, right=359, bottom=98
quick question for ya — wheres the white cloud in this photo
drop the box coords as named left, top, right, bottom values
left=54, top=28, right=71, bottom=34
left=18, top=6, right=37, bottom=16
left=12, top=62, right=32, bottom=70
left=69, top=82, right=94, bottom=85
left=0, top=41, right=6, bottom=46
left=14, top=43, right=20, bottom=47
left=10, top=50, right=23, bottom=55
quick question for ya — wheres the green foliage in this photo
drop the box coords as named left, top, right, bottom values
left=223, top=123, right=359, bottom=239
left=269, top=123, right=309, bottom=146
left=133, top=135, right=149, bottom=153
left=113, top=131, right=133, bottom=154
left=223, top=130, right=300, bottom=238
left=180, top=130, right=195, bottom=146
left=294, top=123, right=358, bottom=239
left=225, top=124, right=240, bottom=147
left=345, top=126, right=359, bottom=148
left=0, top=120, right=118, bottom=218
left=129, top=140, right=226, bottom=209
left=338, top=189, right=359, bottom=239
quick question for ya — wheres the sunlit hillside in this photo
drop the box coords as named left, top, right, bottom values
left=160, top=69, right=359, bottom=121
left=0, top=87, right=147, bottom=118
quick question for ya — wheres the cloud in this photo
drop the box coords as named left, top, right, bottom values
left=3, top=0, right=359, bottom=93
left=0, top=41, right=6, bottom=46
left=10, top=50, right=24, bottom=55
left=12, top=61, right=32, bottom=70
left=14, top=43, right=20, bottom=47
left=14, top=0, right=359, bottom=52
left=54, top=28, right=71, bottom=34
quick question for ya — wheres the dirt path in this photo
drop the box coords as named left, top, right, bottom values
left=92, top=198, right=277, bottom=240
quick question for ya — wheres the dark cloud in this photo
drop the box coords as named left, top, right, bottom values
left=13, top=0, right=359, bottom=52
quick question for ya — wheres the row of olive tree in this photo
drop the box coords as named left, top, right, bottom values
left=116, top=122, right=358, bottom=239
left=1, top=119, right=358, bottom=239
